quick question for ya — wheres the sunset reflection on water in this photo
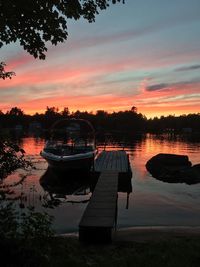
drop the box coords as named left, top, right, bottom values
left=2, top=134, right=200, bottom=233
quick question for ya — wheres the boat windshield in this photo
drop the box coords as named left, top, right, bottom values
left=44, top=119, right=95, bottom=154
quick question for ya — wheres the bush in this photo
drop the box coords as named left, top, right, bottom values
left=0, top=202, right=54, bottom=267
left=0, top=140, right=32, bottom=180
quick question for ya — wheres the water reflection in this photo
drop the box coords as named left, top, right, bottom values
left=148, top=170, right=200, bottom=185
left=39, top=167, right=133, bottom=209
left=40, top=168, right=92, bottom=208
left=1, top=134, right=200, bottom=232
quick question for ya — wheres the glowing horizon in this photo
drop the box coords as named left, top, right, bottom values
left=1, top=102, right=199, bottom=120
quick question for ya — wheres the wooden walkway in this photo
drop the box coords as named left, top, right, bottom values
left=79, top=150, right=131, bottom=243
left=94, top=150, right=130, bottom=173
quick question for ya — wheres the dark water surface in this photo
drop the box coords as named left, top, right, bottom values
left=2, top=134, right=200, bottom=233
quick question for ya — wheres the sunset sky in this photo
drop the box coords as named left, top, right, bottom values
left=1, top=0, right=200, bottom=118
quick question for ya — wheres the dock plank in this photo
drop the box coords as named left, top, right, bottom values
left=101, top=151, right=108, bottom=171
left=94, top=150, right=129, bottom=173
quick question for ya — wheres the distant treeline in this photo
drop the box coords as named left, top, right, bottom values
left=0, top=106, right=200, bottom=133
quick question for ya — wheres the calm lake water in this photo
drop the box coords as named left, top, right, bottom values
left=2, top=134, right=200, bottom=234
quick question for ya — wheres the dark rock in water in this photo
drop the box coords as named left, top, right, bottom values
left=192, top=164, right=200, bottom=172
left=181, top=164, right=200, bottom=184
left=146, top=153, right=192, bottom=176
left=145, top=153, right=200, bottom=184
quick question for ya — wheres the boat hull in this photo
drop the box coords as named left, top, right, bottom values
left=46, top=157, right=94, bottom=172
left=41, top=150, right=96, bottom=172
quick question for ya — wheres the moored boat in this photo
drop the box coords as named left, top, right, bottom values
left=40, top=119, right=97, bottom=172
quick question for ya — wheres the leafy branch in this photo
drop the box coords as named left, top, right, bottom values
left=0, top=140, right=32, bottom=180
left=0, top=62, right=15, bottom=80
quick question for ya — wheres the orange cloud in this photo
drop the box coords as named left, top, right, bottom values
left=1, top=89, right=199, bottom=119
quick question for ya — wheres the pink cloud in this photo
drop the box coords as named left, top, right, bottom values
left=1, top=85, right=199, bottom=119
left=6, top=53, right=33, bottom=70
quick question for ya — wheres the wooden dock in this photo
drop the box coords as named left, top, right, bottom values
left=93, top=150, right=130, bottom=174
left=79, top=150, right=131, bottom=243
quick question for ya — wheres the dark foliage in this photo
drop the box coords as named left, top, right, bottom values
left=147, top=114, right=200, bottom=133
left=0, top=0, right=124, bottom=60
left=0, top=203, right=54, bottom=267
left=1, top=106, right=200, bottom=134
left=0, top=106, right=147, bottom=133
left=0, top=140, right=32, bottom=180
left=0, top=62, right=15, bottom=79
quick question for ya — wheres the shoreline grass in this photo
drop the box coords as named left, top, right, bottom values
left=2, top=235, right=200, bottom=267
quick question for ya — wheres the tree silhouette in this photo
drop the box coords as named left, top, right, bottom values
left=131, top=106, right=137, bottom=113
left=0, top=0, right=124, bottom=60
left=45, top=106, right=59, bottom=116
left=61, top=107, right=70, bottom=117
left=7, top=107, right=24, bottom=116
left=0, top=62, right=15, bottom=80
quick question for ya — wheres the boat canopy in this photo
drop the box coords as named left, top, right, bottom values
left=46, top=119, right=96, bottom=148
